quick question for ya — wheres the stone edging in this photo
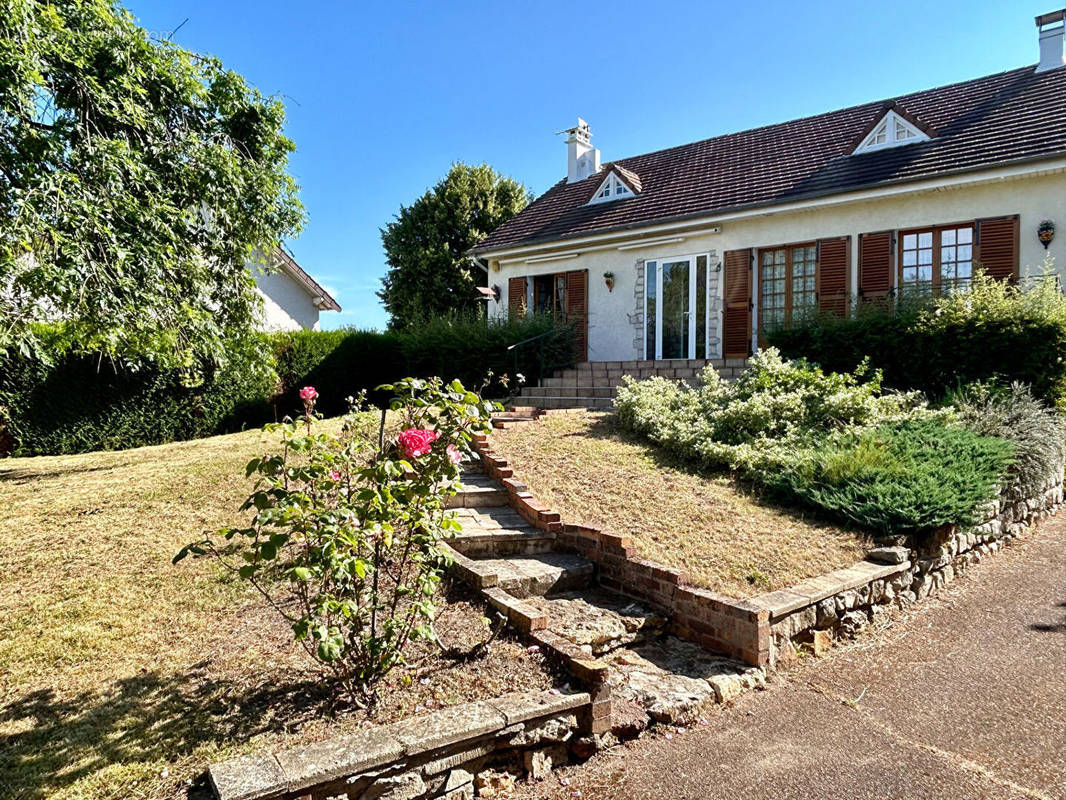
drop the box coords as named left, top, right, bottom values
left=208, top=689, right=590, bottom=800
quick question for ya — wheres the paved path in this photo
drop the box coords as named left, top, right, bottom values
left=517, top=516, right=1066, bottom=800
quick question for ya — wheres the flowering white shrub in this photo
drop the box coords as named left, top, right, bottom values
left=616, top=348, right=941, bottom=477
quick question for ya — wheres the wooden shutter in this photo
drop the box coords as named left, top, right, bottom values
left=508, top=276, right=527, bottom=319
left=817, top=236, right=850, bottom=317
left=975, top=215, right=1019, bottom=283
left=858, top=231, right=894, bottom=303
left=723, top=249, right=752, bottom=358
left=565, top=269, right=588, bottom=362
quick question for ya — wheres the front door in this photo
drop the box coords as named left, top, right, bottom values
left=644, top=255, right=709, bottom=360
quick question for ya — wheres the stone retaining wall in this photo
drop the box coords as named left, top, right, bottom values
left=754, top=474, right=1065, bottom=665
left=208, top=690, right=591, bottom=800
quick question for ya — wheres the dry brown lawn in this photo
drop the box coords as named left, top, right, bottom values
left=0, top=421, right=558, bottom=800
left=493, top=411, right=870, bottom=599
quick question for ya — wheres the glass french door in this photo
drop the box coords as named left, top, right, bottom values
left=645, top=255, right=710, bottom=360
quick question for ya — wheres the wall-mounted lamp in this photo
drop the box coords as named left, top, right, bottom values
left=1039, top=219, right=1055, bottom=249
left=603, top=271, right=615, bottom=292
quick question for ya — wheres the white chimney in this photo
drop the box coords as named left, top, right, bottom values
left=563, top=118, right=601, bottom=183
left=1036, top=10, right=1066, bottom=73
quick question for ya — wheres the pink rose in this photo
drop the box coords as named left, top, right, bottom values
left=446, top=444, right=462, bottom=465
left=330, top=471, right=341, bottom=480
left=299, top=386, right=318, bottom=402
left=397, top=428, right=439, bottom=459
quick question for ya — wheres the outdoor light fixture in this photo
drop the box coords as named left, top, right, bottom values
left=1039, top=219, right=1055, bottom=249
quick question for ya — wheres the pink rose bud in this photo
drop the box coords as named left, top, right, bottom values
left=397, top=428, right=439, bottom=459
left=446, top=444, right=462, bottom=465
left=299, top=386, right=318, bottom=401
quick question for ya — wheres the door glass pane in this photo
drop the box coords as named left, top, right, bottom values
left=760, top=249, right=787, bottom=335
left=696, top=255, right=707, bottom=359
left=645, top=262, right=656, bottom=358
left=555, top=275, right=566, bottom=318
left=790, top=245, right=817, bottom=322
left=534, top=275, right=554, bottom=314
left=661, top=260, right=690, bottom=359
left=941, top=226, right=974, bottom=294
left=900, top=229, right=935, bottom=298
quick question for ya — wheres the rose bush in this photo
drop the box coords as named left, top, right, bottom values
left=175, top=376, right=498, bottom=703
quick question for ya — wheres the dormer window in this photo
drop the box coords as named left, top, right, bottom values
left=589, top=171, right=637, bottom=204
left=853, top=109, right=929, bottom=154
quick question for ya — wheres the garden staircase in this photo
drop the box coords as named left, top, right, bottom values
left=516, top=358, right=750, bottom=410
left=444, top=453, right=766, bottom=736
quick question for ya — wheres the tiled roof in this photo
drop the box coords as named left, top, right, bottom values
left=473, top=65, right=1066, bottom=253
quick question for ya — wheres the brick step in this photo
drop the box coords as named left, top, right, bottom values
left=521, top=386, right=618, bottom=399
left=471, top=553, right=596, bottom=598
left=521, top=397, right=614, bottom=410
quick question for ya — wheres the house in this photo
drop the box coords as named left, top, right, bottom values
left=472, top=11, right=1066, bottom=375
left=252, top=246, right=341, bottom=331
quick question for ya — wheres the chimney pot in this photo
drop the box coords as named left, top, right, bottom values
left=1035, top=10, right=1066, bottom=72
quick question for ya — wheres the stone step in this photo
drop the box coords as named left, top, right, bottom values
left=603, top=636, right=767, bottom=725
left=473, top=553, right=596, bottom=598
left=524, top=589, right=667, bottom=657
left=446, top=473, right=509, bottom=509
left=492, top=416, right=536, bottom=429
left=452, top=505, right=531, bottom=532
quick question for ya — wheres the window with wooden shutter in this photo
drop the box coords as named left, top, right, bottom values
left=858, top=231, right=894, bottom=304
left=565, top=269, right=588, bottom=362
left=508, top=276, right=527, bottom=320
left=975, top=215, right=1020, bottom=283
left=817, top=236, right=850, bottom=317
left=723, top=248, right=752, bottom=359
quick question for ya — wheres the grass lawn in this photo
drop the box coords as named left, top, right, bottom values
left=493, top=411, right=870, bottom=598
left=0, top=421, right=558, bottom=800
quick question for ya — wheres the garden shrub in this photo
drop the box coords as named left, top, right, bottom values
left=773, top=419, right=1015, bottom=533
left=769, top=269, right=1066, bottom=408
left=616, top=348, right=935, bottom=475
left=949, top=382, right=1066, bottom=502
left=176, top=378, right=497, bottom=702
left=615, top=349, right=1019, bottom=534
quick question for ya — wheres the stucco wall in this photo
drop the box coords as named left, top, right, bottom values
left=487, top=169, right=1066, bottom=361
left=253, top=268, right=322, bottom=331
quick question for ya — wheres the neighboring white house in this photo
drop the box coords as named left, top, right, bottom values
left=472, top=10, right=1066, bottom=363
left=251, top=246, right=341, bottom=331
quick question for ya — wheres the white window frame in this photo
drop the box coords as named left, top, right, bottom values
left=643, top=253, right=713, bottom=360
left=853, top=109, right=929, bottom=154
left=589, top=172, right=635, bottom=204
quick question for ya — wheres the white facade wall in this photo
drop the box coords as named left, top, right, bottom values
left=487, top=167, right=1066, bottom=361
left=254, top=269, right=322, bottom=331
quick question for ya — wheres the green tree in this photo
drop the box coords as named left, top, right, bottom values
left=0, top=0, right=304, bottom=367
left=379, top=162, right=529, bottom=329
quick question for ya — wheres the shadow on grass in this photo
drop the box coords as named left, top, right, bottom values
left=576, top=412, right=869, bottom=540
left=0, top=461, right=132, bottom=484
left=0, top=662, right=337, bottom=800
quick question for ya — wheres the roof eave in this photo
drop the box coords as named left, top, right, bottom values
left=471, top=150, right=1066, bottom=257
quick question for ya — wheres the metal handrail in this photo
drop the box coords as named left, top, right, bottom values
left=505, top=327, right=560, bottom=351
left=506, top=326, right=569, bottom=390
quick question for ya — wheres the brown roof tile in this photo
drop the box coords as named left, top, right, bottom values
left=473, top=65, right=1066, bottom=253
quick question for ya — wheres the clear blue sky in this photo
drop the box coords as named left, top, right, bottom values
left=131, top=0, right=1051, bottom=330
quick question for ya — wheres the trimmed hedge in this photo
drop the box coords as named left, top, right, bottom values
left=0, top=314, right=576, bottom=456
left=768, top=273, right=1066, bottom=408
left=0, top=332, right=276, bottom=456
